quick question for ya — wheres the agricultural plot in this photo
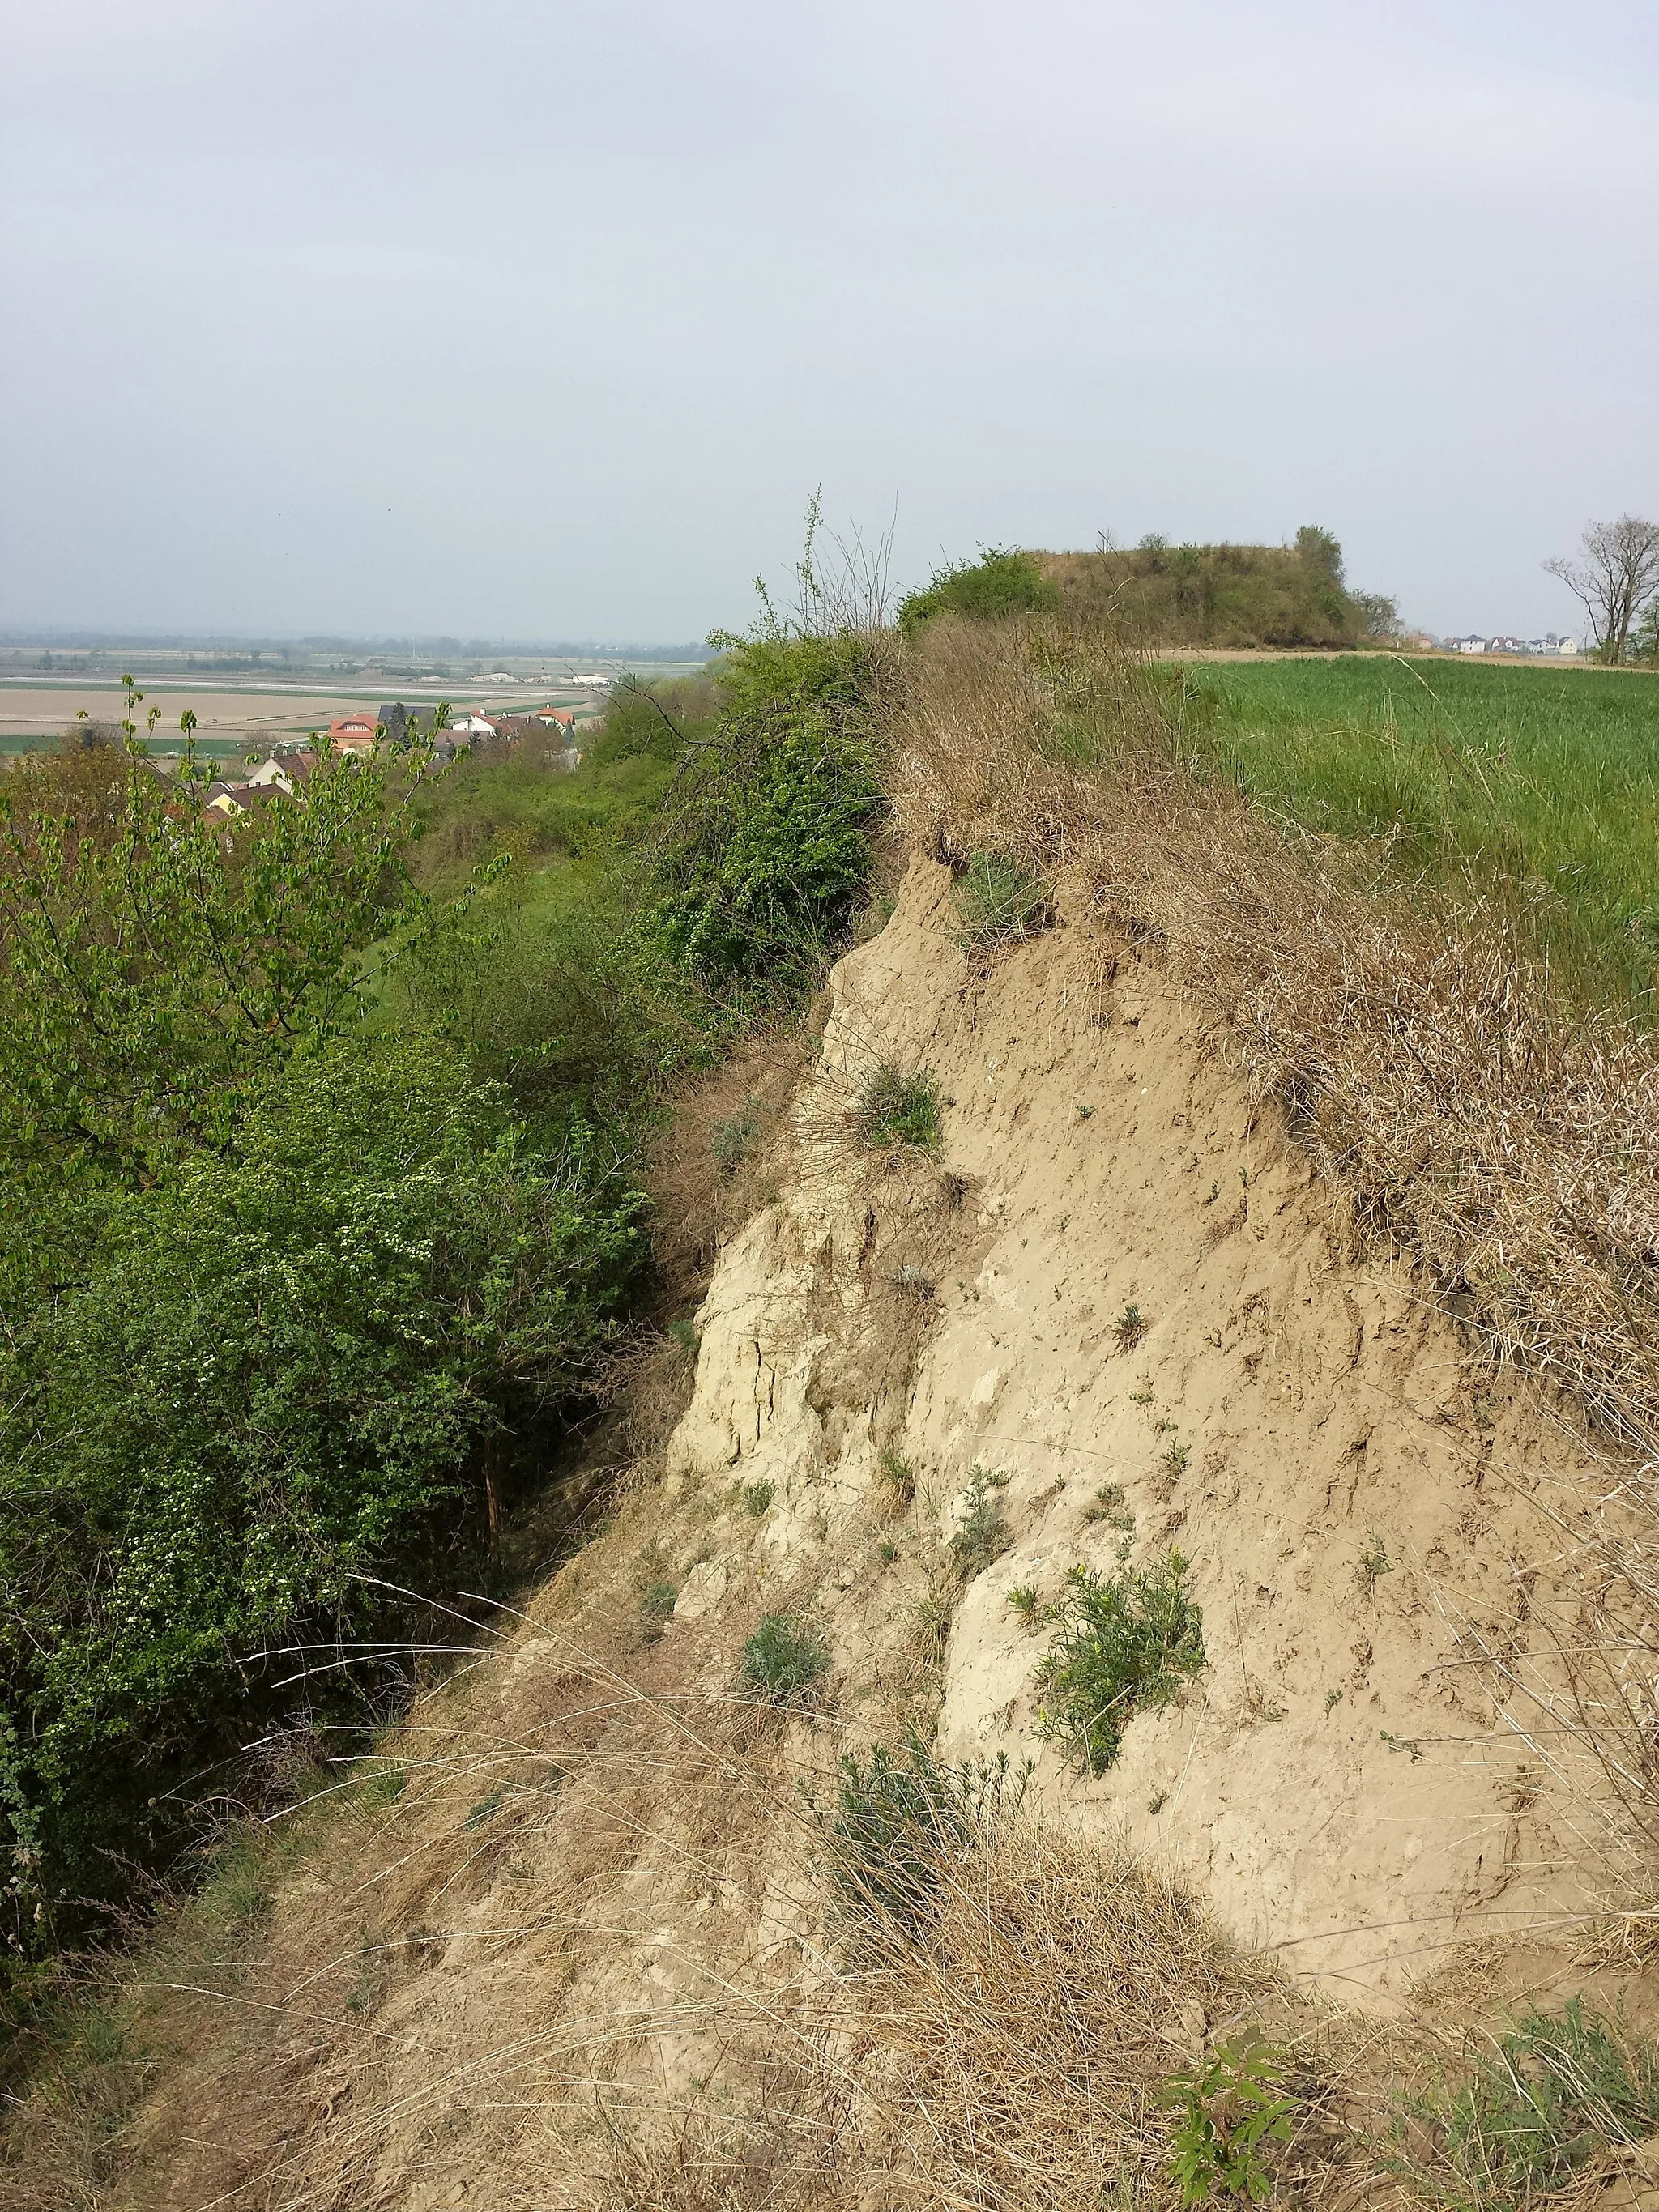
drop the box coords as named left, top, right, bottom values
left=1166, top=655, right=1659, bottom=1012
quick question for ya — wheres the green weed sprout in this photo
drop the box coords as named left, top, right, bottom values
left=740, top=1613, right=829, bottom=1707
left=879, top=1447, right=917, bottom=1506
left=855, top=1062, right=942, bottom=1152
left=740, top=1478, right=775, bottom=1518
left=1007, top=1585, right=1041, bottom=1630
left=1035, top=1552, right=1205, bottom=1774
left=950, top=851, right=1052, bottom=950
left=1162, top=2032, right=1299, bottom=2205
left=1396, top=1999, right=1659, bottom=2212
left=817, top=1728, right=1029, bottom=1937
left=1115, top=1302, right=1149, bottom=1350
left=712, top=1098, right=765, bottom=1174
left=638, top=1579, right=679, bottom=1644
left=949, top=1464, right=1012, bottom=1578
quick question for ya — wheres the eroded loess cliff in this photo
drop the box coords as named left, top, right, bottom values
left=105, top=857, right=1650, bottom=2212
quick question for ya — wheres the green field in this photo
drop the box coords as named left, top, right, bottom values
left=1166, top=656, right=1659, bottom=1014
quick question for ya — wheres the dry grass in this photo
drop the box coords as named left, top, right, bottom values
left=889, top=614, right=1659, bottom=1464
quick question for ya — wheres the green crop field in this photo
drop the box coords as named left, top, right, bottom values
left=1165, top=655, right=1659, bottom=1015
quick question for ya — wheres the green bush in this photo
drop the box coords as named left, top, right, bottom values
left=819, top=1729, right=1026, bottom=1937
left=1035, top=1554, right=1205, bottom=1774
left=740, top=1613, right=830, bottom=1707
left=712, top=1099, right=766, bottom=1174
left=854, top=1063, right=942, bottom=1151
left=898, top=549, right=1060, bottom=637
left=949, top=852, right=1052, bottom=949
left=949, top=1465, right=1012, bottom=1579
left=650, top=635, right=881, bottom=995
left=0, top=1034, right=643, bottom=1936
left=1397, top=2000, right=1659, bottom=2212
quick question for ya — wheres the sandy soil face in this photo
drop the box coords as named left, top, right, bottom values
left=670, top=855, right=1620, bottom=2000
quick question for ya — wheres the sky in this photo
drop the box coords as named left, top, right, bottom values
left=2, top=0, right=1656, bottom=643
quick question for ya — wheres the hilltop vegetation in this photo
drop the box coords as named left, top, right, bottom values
left=898, top=532, right=1396, bottom=648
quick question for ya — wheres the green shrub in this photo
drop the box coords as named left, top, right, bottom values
left=949, top=1465, right=1012, bottom=1578
left=740, top=1613, right=829, bottom=1707
left=1162, top=2032, right=1299, bottom=2205
left=855, top=1063, right=942, bottom=1152
left=650, top=635, right=881, bottom=995
left=740, top=1480, right=775, bottom=1518
left=818, top=1728, right=1028, bottom=1937
left=712, top=1099, right=765, bottom=1174
left=1035, top=1554, right=1205, bottom=1774
left=898, top=549, right=1060, bottom=638
left=950, top=852, right=1052, bottom=949
left=0, top=1034, right=644, bottom=1934
left=1397, top=2000, right=1659, bottom=2212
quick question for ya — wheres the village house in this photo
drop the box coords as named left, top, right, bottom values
left=328, top=711, right=380, bottom=756
left=244, top=748, right=315, bottom=796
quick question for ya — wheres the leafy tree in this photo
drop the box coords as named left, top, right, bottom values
left=0, top=679, right=418, bottom=1186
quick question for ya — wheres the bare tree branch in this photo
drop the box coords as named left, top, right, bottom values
left=1543, top=514, right=1659, bottom=663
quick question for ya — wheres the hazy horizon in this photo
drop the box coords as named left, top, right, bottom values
left=4, top=0, right=1655, bottom=643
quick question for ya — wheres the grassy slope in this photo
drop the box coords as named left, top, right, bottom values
left=1167, top=655, right=1659, bottom=1013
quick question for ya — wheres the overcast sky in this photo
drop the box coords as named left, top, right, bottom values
left=2, top=0, right=1655, bottom=642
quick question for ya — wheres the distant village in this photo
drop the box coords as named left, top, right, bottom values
left=192, top=697, right=582, bottom=820
left=1429, top=632, right=1581, bottom=657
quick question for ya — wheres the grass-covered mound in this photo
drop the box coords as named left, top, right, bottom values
left=899, top=532, right=1394, bottom=649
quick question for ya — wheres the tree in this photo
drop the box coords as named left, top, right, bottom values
left=1543, top=515, right=1659, bottom=664
left=0, top=677, right=421, bottom=1185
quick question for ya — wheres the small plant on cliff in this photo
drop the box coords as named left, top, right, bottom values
left=879, top=1447, right=917, bottom=1507
left=817, top=1728, right=1030, bottom=1938
left=1162, top=2032, right=1299, bottom=2206
left=711, top=1098, right=765, bottom=1174
left=1114, top=1302, right=1150, bottom=1350
left=638, top=1579, right=679, bottom=1644
left=855, top=1062, right=942, bottom=1152
left=949, top=1464, right=1012, bottom=1578
left=740, top=1613, right=829, bottom=1707
left=951, top=851, right=1053, bottom=950
left=1035, top=1553, right=1205, bottom=1774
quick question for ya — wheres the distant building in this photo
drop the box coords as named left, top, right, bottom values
left=245, top=749, right=313, bottom=795
left=535, top=707, right=578, bottom=735
left=328, top=712, right=380, bottom=755
left=448, top=714, right=497, bottom=738
left=1448, top=635, right=1487, bottom=654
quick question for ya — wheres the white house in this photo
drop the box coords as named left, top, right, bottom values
left=448, top=714, right=497, bottom=737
